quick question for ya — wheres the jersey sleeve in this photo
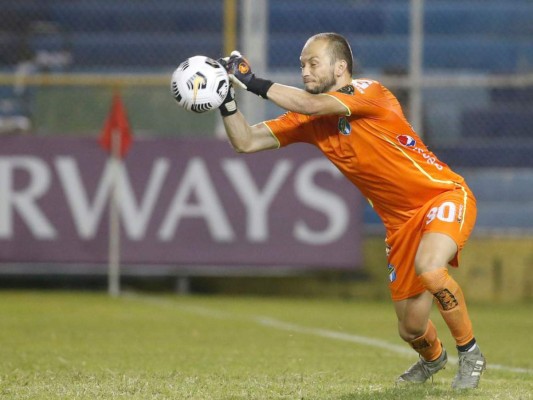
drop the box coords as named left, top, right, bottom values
left=263, top=111, right=313, bottom=147
left=263, top=80, right=391, bottom=147
left=324, top=80, right=388, bottom=118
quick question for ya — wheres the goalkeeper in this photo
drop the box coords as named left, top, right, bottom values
left=217, top=32, right=485, bottom=390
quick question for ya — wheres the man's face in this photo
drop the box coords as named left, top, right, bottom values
left=300, top=39, right=337, bottom=94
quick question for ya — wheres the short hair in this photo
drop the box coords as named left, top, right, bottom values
left=310, top=32, right=354, bottom=75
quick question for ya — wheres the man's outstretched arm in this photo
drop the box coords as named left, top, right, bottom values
left=221, top=107, right=279, bottom=153
left=222, top=51, right=349, bottom=116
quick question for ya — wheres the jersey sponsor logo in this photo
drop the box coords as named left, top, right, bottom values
left=395, top=134, right=444, bottom=171
left=338, top=117, right=352, bottom=135
left=388, top=263, right=397, bottom=282
left=397, top=134, right=416, bottom=147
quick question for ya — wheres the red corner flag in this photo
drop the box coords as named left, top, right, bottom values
left=99, top=93, right=133, bottom=158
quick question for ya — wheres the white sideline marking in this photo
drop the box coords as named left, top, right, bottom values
left=254, top=315, right=414, bottom=357
left=124, top=293, right=533, bottom=375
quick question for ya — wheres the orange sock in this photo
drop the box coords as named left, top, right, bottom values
left=419, top=268, right=474, bottom=347
left=408, top=320, right=442, bottom=361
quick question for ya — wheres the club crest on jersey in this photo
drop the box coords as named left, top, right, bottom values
left=338, top=117, right=351, bottom=135
left=388, top=264, right=397, bottom=283
left=397, top=134, right=416, bottom=147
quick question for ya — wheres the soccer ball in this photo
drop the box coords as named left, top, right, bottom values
left=170, top=55, right=229, bottom=113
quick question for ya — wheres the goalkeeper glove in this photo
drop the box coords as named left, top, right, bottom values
left=217, top=56, right=238, bottom=117
left=224, top=51, right=274, bottom=99
left=219, top=85, right=237, bottom=117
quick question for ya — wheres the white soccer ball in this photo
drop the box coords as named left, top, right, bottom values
left=170, top=55, right=229, bottom=113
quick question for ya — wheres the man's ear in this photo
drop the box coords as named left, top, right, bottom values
left=336, top=60, right=348, bottom=77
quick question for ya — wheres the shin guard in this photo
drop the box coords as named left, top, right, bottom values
left=408, top=320, right=442, bottom=361
left=419, top=268, right=474, bottom=347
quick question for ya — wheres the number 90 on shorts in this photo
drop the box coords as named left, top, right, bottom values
left=425, top=201, right=464, bottom=225
left=421, top=189, right=476, bottom=241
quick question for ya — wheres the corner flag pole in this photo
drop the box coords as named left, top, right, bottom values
left=108, top=129, right=121, bottom=297
left=99, top=92, right=133, bottom=297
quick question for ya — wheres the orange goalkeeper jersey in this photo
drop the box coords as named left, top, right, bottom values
left=264, top=79, right=473, bottom=235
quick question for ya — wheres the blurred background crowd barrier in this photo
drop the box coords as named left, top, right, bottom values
left=0, top=0, right=532, bottom=296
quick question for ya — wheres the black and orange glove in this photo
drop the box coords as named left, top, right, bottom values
left=218, top=85, right=237, bottom=117
left=223, top=51, right=274, bottom=99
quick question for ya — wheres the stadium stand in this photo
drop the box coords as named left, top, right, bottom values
left=28, top=33, right=222, bottom=68
left=47, top=2, right=223, bottom=34
left=2, top=0, right=532, bottom=72
left=462, top=107, right=533, bottom=139
left=0, top=0, right=532, bottom=167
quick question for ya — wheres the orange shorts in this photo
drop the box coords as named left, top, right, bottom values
left=385, top=188, right=477, bottom=301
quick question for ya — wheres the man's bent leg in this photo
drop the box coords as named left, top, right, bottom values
left=395, top=292, right=448, bottom=384
left=415, top=232, right=486, bottom=389
left=419, top=268, right=474, bottom=346
left=415, top=233, right=474, bottom=347
left=395, top=292, right=442, bottom=359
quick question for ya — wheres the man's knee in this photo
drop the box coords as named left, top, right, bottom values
left=415, top=252, right=445, bottom=275
left=415, top=232, right=458, bottom=275
left=398, top=320, right=426, bottom=342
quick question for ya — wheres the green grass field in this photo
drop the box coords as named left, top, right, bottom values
left=0, top=291, right=531, bottom=399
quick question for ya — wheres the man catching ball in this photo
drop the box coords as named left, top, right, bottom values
left=217, top=32, right=486, bottom=389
